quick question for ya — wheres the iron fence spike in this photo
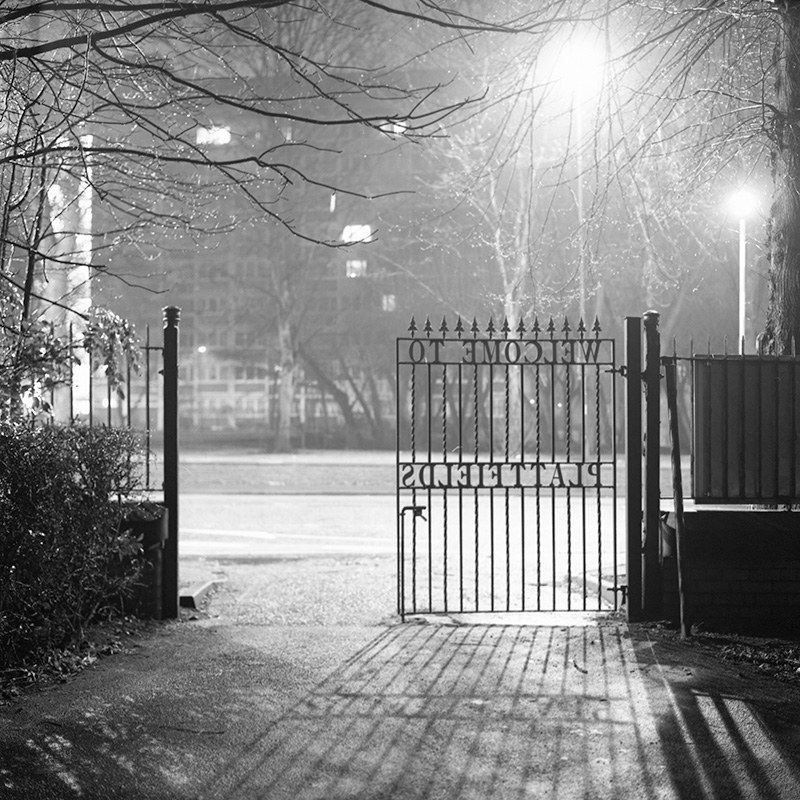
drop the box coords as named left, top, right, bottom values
left=593, top=316, right=602, bottom=337
left=501, top=317, right=510, bottom=339
left=516, top=317, right=526, bottom=337
left=408, top=316, right=417, bottom=337
left=532, top=317, right=541, bottom=338
left=547, top=317, right=556, bottom=337
left=562, top=317, right=571, bottom=334
left=424, top=316, right=433, bottom=339
left=455, top=316, right=464, bottom=338
left=439, top=316, right=449, bottom=337
left=471, top=317, right=480, bottom=338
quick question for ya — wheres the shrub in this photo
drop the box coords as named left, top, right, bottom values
left=0, top=421, right=146, bottom=670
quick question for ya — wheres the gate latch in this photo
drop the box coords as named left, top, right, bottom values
left=605, top=365, right=628, bottom=378
left=401, top=505, right=427, bottom=521
left=611, top=584, right=628, bottom=605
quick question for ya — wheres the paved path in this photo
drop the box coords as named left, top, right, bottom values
left=3, top=604, right=799, bottom=799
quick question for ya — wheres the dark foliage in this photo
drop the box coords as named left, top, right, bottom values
left=0, top=422, right=146, bottom=670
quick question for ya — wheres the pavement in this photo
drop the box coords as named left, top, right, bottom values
left=2, top=451, right=800, bottom=798
left=3, top=556, right=800, bottom=799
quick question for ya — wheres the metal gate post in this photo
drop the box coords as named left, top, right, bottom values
left=624, top=317, right=643, bottom=621
left=162, top=306, right=180, bottom=619
left=642, top=310, right=662, bottom=618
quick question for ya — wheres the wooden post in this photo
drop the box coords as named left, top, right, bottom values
left=642, top=310, right=662, bottom=618
left=162, top=306, right=180, bottom=619
left=624, top=317, right=643, bottom=621
left=663, top=357, right=690, bottom=638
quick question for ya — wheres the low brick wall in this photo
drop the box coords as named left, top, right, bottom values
left=661, top=510, right=800, bottom=635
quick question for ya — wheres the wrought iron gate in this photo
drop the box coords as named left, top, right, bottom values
left=396, top=316, right=623, bottom=617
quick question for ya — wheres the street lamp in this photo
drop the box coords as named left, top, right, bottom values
left=728, top=188, right=758, bottom=354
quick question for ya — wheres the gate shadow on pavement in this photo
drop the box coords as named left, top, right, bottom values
left=203, top=622, right=682, bottom=800
left=632, top=633, right=800, bottom=800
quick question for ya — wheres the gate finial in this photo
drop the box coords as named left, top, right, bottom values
left=593, top=317, right=602, bottom=338
left=423, top=316, right=433, bottom=339
left=562, top=317, right=571, bottom=335
left=408, top=316, right=417, bottom=338
left=516, top=317, right=526, bottom=337
left=455, top=316, right=464, bottom=339
left=547, top=317, right=556, bottom=338
left=501, top=317, right=510, bottom=339
left=471, top=317, right=480, bottom=338
left=577, top=318, right=586, bottom=338
left=439, top=316, right=449, bottom=338
left=532, top=317, right=541, bottom=338
left=486, top=317, right=496, bottom=339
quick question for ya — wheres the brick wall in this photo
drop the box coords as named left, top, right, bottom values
left=661, top=511, right=800, bottom=635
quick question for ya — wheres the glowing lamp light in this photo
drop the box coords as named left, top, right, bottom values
left=197, top=345, right=207, bottom=354
left=728, top=188, right=758, bottom=219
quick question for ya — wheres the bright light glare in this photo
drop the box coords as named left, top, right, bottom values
left=197, top=345, right=207, bottom=354
left=729, top=188, right=758, bottom=218
left=536, top=29, right=608, bottom=100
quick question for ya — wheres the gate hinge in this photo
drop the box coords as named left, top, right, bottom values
left=605, top=365, right=628, bottom=378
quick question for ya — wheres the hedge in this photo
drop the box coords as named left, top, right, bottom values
left=0, top=422, right=146, bottom=670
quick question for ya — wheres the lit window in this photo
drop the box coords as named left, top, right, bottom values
left=382, top=294, right=397, bottom=312
left=346, top=259, right=367, bottom=278
left=341, top=224, right=373, bottom=243
left=196, top=126, right=232, bottom=145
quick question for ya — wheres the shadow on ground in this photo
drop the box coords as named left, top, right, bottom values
left=632, top=628, right=800, bottom=800
left=4, top=620, right=800, bottom=799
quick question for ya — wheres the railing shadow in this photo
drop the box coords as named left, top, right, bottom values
left=631, top=631, right=800, bottom=800
left=203, top=622, right=689, bottom=799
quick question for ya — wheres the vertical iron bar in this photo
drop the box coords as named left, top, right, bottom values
left=520, top=359, right=526, bottom=611
left=643, top=310, right=662, bottom=619
left=757, top=356, right=763, bottom=499
left=396, top=339, right=402, bottom=617
left=442, top=363, right=448, bottom=612
left=489, top=357, right=495, bottom=611
left=126, top=347, right=132, bottom=427
left=535, top=361, right=542, bottom=610
left=458, top=360, right=464, bottom=612
left=595, top=359, right=603, bottom=610
left=504, top=359, right=510, bottom=611
left=88, top=325, right=93, bottom=426
left=427, top=354, right=432, bottom=612
left=411, top=358, right=417, bottom=615
left=107, top=365, right=112, bottom=427
left=551, top=353, right=557, bottom=609
left=69, top=324, right=75, bottom=421
left=624, top=317, right=643, bottom=622
left=722, top=351, right=729, bottom=499
left=473, top=362, right=480, bottom=610
left=774, top=356, right=780, bottom=500
left=582, top=356, right=588, bottom=609
left=739, top=355, right=746, bottom=499
left=145, top=327, right=151, bottom=492
left=610, top=340, right=618, bottom=612
left=792, top=359, right=798, bottom=497
left=565, top=358, right=572, bottom=610
left=162, top=306, right=180, bottom=619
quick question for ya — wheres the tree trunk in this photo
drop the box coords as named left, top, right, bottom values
left=274, top=316, right=296, bottom=452
left=766, top=7, right=800, bottom=353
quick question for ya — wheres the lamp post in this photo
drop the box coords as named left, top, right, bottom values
left=728, top=188, right=757, bottom=354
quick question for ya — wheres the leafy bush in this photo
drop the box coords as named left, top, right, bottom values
left=0, top=421, right=146, bottom=670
